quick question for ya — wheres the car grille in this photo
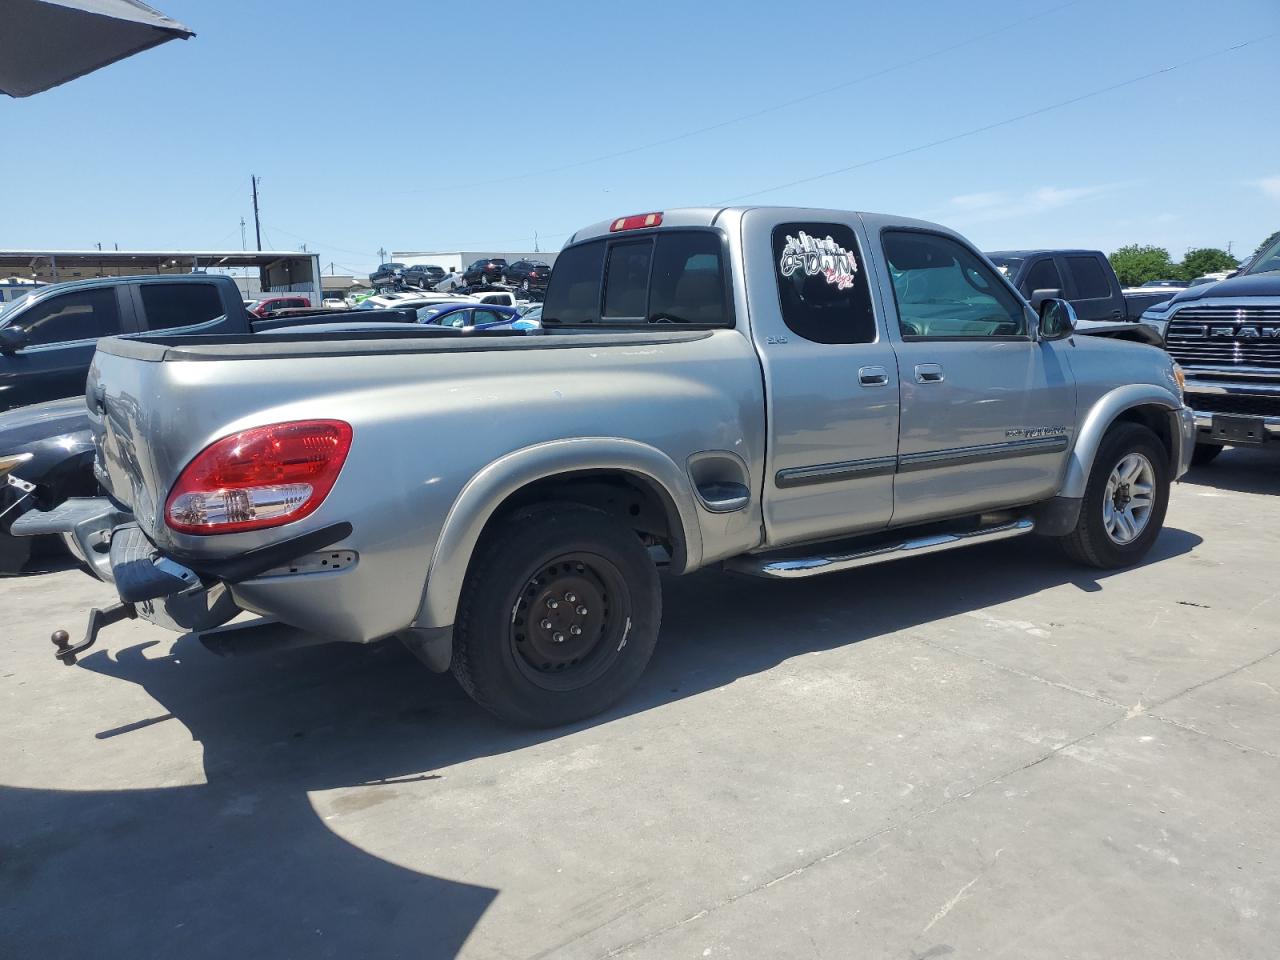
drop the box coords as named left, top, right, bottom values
left=1165, top=305, right=1280, bottom=369
left=1186, top=391, right=1280, bottom=418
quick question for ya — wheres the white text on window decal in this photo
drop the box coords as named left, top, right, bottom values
left=779, top=231, right=859, bottom=290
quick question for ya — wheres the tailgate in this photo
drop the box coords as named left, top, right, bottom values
left=86, top=339, right=174, bottom=533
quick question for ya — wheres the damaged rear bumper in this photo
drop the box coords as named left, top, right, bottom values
left=15, top=497, right=359, bottom=664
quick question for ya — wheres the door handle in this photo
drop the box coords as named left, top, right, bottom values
left=914, top=363, right=944, bottom=384
left=1110, top=308, right=1123, bottom=319
left=858, top=365, right=889, bottom=387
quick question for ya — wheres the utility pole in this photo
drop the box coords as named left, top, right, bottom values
left=95, top=242, right=102, bottom=251
left=251, top=175, right=262, bottom=251
left=378, top=247, right=387, bottom=264
left=534, top=231, right=540, bottom=253
left=240, top=217, right=247, bottom=251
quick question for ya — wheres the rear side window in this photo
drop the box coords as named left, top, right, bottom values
left=1021, top=258, right=1063, bottom=297
left=15, top=287, right=121, bottom=346
left=1066, top=256, right=1111, bottom=299
left=140, top=283, right=224, bottom=330
left=544, top=230, right=730, bottom=326
left=772, top=222, right=876, bottom=344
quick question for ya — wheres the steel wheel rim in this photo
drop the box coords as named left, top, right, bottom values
left=507, top=551, right=630, bottom=692
left=1103, top=452, right=1156, bottom=545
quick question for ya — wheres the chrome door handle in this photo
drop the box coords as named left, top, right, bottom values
left=914, top=363, right=944, bottom=383
left=858, top=365, right=889, bottom=386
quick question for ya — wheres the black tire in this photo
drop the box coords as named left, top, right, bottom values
left=452, top=503, right=661, bottom=727
left=1191, top=443, right=1224, bottom=466
left=1060, top=422, right=1170, bottom=569
left=0, top=530, right=32, bottom=576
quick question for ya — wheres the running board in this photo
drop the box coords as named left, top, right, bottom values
left=726, top=518, right=1035, bottom=580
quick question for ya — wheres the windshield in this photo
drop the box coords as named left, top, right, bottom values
left=416, top=304, right=452, bottom=321
left=0, top=292, right=34, bottom=321
left=1245, top=235, right=1280, bottom=275
left=985, top=256, right=1023, bottom=279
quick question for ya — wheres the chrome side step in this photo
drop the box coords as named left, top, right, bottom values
left=726, top=518, right=1035, bottom=580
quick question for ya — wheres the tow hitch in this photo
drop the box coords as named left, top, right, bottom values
left=51, top=601, right=136, bottom=666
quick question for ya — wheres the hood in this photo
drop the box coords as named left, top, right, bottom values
left=1166, top=272, right=1280, bottom=306
left=0, top=396, right=91, bottom=450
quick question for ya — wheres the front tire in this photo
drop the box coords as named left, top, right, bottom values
left=452, top=503, right=661, bottom=726
left=1191, top=443, right=1224, bottom=466
left=1060, top=422, right=1170, bottom=569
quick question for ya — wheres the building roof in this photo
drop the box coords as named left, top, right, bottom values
left=0, top=250, right=315, bottom=271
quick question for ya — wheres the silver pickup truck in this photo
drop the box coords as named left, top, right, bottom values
left=31, top=207, right=1195, bottom=726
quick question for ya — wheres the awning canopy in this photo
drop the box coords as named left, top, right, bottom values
left=0, top=0, right=193, bottom=97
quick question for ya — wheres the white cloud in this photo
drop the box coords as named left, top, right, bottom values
left=1252, top=176, right=1280, bottom=201
left=937, top=185, right=1115, bottom=225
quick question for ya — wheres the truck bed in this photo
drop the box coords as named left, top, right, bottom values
left=86, top=325, right=765, bottom=643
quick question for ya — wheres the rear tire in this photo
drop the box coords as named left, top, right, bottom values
left=0, top=530, right=32, bottom=576
left=1060, top=422, right=1170, bottom=569
left=1191, top=443, right=1224, bottom=466
left=451, top=503, right=661, bottom=727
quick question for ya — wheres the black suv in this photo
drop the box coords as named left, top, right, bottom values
left=369, top=263, right=406, bottom=291
left=503, top=259, right=551, bottom=291
left=462, top=258, right=508, bottom=287
left=404, top=264, right=446, bottom=289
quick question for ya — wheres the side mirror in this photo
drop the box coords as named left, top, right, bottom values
left=1028, top=287, right=1062, bottom=314
left=1038, top=298, right=1077, bottom=341
left=0, top=325, right=29, bottom=354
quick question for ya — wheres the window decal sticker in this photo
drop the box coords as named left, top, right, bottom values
left=779, top=231, right=859, bottom=290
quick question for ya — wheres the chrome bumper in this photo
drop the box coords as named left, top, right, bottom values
left=1191, top=411, right=1280, bottom=441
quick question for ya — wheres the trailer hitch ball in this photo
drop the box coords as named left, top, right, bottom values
left=51, top=630, right=75, bottom=666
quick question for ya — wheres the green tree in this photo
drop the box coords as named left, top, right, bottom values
left=1109, top=245, right=1176, bottom=287
left=1178, top=247, right=1239, bottom=280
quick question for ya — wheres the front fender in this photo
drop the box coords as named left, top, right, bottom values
left=413, top=437, right=705, bottom=631
left=1060, top=383, right=1182, bottom=499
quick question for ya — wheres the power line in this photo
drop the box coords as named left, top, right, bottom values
left=724, top=33, right=1278, bottom=203
left=261, top=222, right=376, bottom=259
left=399, top=0, right=1087, bottom=197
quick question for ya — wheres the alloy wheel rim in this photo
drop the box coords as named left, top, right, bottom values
left=1103, top=452, right=1156, bottom=545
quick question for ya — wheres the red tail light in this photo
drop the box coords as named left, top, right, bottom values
left=165, top=420, right=353, bottom=535
left=610, top=212, right=663, bottom=232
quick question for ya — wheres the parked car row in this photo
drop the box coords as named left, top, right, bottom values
left=5, top=205, right=1198, bottom=731
left=370, top=259, right=552, bottom=294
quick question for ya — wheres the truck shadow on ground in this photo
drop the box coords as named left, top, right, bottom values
left=1179, top=445, right=1279, bottom=496
left=0, top=528, right=1200, bottom=959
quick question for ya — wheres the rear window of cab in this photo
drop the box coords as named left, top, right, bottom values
left=542, top=230, right=731, bottom=327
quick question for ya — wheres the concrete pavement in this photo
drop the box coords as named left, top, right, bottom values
left=2, top=447, right=1277, bottom=959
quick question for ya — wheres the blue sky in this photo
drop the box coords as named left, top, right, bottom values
left=4, top=0, right=1278, bottom=272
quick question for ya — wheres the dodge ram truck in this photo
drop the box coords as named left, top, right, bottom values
left=29, top=207, right=1195, bottom=726
left=1142, top=231, right=1280, bottom=464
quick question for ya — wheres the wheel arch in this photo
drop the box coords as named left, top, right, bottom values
left=413, top=438, right=704, bottom=630
left=1060, top=384, right=1182, bottom=499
